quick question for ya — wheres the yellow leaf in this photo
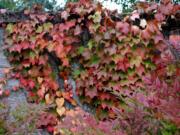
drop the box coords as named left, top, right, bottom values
left=6, top=23, right=14, bottom=34
left=56, top=107, right=66, bottom=116
left=36, top=26, right=43, bottom=33
left=130, top=56, right=142, bottom=68
left=43, top=22, right=53, bottom=32
left=47, top=43, right=55, bottom=52
left=55, top=98, right=64, bottom=108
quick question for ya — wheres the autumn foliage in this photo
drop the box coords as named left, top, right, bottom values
left=1, top=0, right=180, bottom=134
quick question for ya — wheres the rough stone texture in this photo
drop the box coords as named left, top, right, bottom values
left=0, top=29, right=19, bottom=90
left=0, top=68, right=4, bottom=78
left=0, top=59, right=10, bottom=68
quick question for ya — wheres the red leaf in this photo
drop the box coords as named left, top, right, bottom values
left=161, top=49, right=174, bottom=62
left=61, top=11, right=69, bottom=20
left=173, top=79, right=180, bottom=92
left=20, top=77, right=28, bottom=87
left=141, top=29, right=151, bottom=40
left=155, top=13, right=165, bottom=22
left=116, top=22, right=130, bottom=35
left=135, top=93, right=149, bottom=107
left=99, top=93, right=111, bottom=100
left=59, top=20, right=76, bottom=32
left=29, top=80, right=35, bottom=89
left=131, top=25, right=140, bottom=35
left=62, top=57, right=69, bottom=66
left=4, top=90, right=10, bottom=96
left=176, top=68, right=180, bottom=76
left=47, top=126, right=54, bottom=133
left=55, top=44, right=64, bottom=58
left=47, top=79, right=59, bottom=90
left=21, top=41, right=30, bottom=50
left=130, top=12, right=140, bottom=21
left=154, top=34, right=163, bottom=44
left=85, top=87, right=97, bottom=98
left=74, top=25, right=82, bottom=35
left=162, top=81, right=168, bottom=95
left=143, top=76, right=153, bottom=85
left=0, top=89, right=3, bottom=96
left=159, top=2, right=173, bottom=15
left=136, top=64, right=145, bottom=76
left=154, top=77, right=161, bottom=89
left=37, top=85, right=47, bottom=98
left=117, top=58, right=130, bottom=72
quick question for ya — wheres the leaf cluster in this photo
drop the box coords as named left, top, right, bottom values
left=2, top=0, right=180, bottom=134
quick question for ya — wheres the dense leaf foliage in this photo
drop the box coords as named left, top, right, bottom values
left=1, top=0, right=180, bottom=134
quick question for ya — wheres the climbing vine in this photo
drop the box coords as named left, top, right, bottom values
left=1, top=0, right=180, bottom=134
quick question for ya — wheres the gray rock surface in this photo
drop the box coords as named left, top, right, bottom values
left=0, top=28, right=19, bottom=90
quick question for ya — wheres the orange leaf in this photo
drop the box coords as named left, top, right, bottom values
left=55, top=98, right=64, bottom=108
left=45, top=93, right=54, bottom=105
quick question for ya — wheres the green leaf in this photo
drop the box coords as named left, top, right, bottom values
left=120, top=79, right=129, bottom=86
left=162, top=130, right=171, bottom=135
left=127, top=68, right=135, bottom=76
left=119, top=71, right=127, bottom=79
left=6, top=23, right=14, bottom=34
left=89, top=11, right=102, bottom=23
left=36, top=26, right=43, bottom=33
left=98, top=109, right=109, bottom=120
left=143, top=59, right=156, bottom=70
left=87, top=40, right=95, bottom=50
left=43, top=22, right=53, bottom=32
left=93, top=99, right=101, bottom=107
left=73, top=69, right=81, bottom=77
left=29, top=51, right=36, bottom=59
left=161, top=121, right=178, bottom=134
left=92, top=23, right=100, bottom=31
left=90, top=55, right=100, bottom=65
left=167, top=64, right=176, bottom=76
left=78, top=46, right=84, bottom=54
left=30, top=35, right=36, bottom=43
left=130, top=56, right=142, bottom=68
